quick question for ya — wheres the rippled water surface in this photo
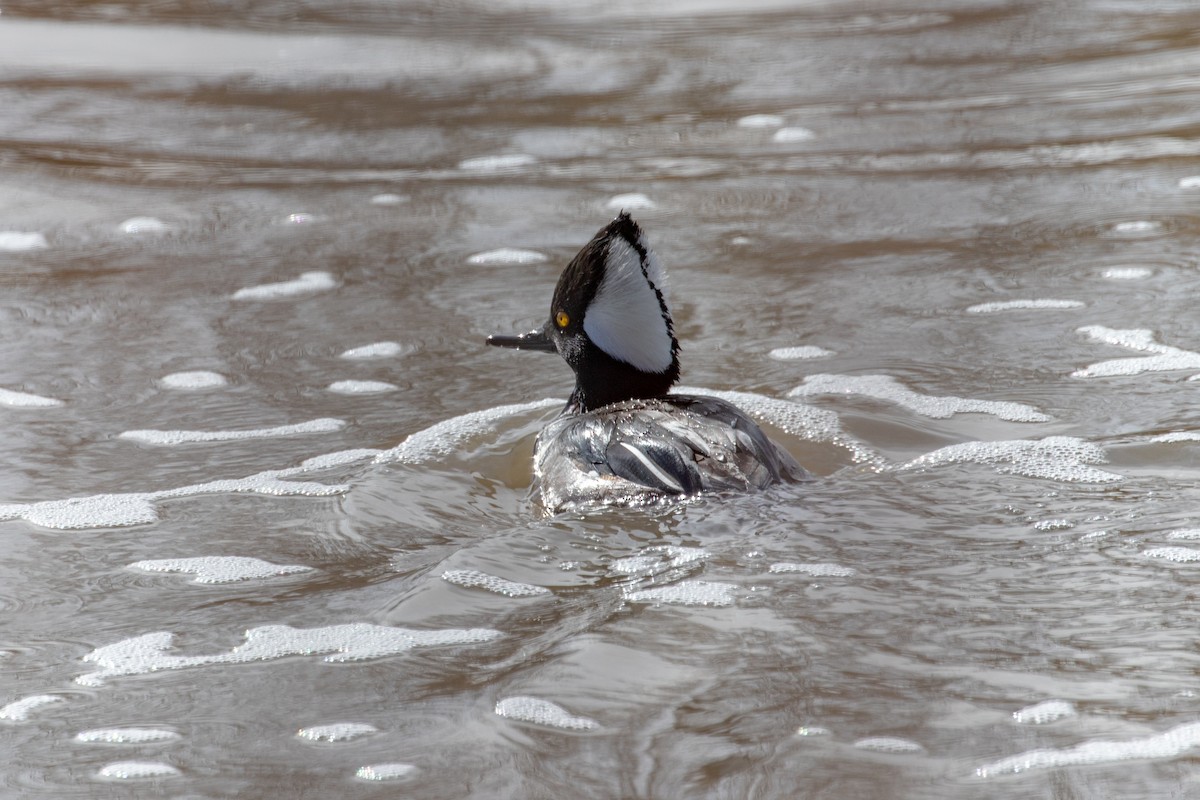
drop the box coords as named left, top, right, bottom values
left=4, top=1, right=1200, bottom=797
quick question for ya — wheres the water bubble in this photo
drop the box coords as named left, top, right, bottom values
left=625, top=580, right=737, bottom=607
left=466, top=248, right=548, bottom=265
left=232, top=271, right=336, bottom=301
left=0, top=388, right=63, bottom=408
left=0, top=231, right=48, bottom=251
left=768, top=345, right=834, bottom=360
left=158, top=371, right=227, bottom=389
left=494, top=696, right=600, bottom=731
left=119, top=418, right=345, bottom=446
left=129, top=556, right=314, bottom=584
left=0, top=694, right=64, bottom=721
left=297, top=722, right=378, bottom=743
left=356, top=763, right=417, bottom=781
left=118, top=217, right=169, bottom=234
left=75, top=728, right=180, bottom=744
left=604, top=193, right=656, bottom=210
left=1013, top=700, right=1076, bottom=724
left=339, top=341, right=410, bottom=359
left=769, top=562, right=856, bottom=577
left=737, top=114, right=785, bottom=128
left=326, top=380, right=398, bottom=394
left=790, top=374, right=1049, bottom=422
left=976, top=720, right=1200, bottom=777
left=96, top=761, right=180, bottom=779
left=441, top=570, right=551, bottom=598
left=457, top=154, right=536, bottom=171
left=853, top=737, right=924, bottom=754
left=772, top=127, right=816, bottom=143
left=966, top=299, right=1084, bottom=313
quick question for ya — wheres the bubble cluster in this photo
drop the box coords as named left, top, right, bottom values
left=339, top=341, right=409, bottom=359
left=441, top=570, right=551, bottom=598
left=790, top=374, right=1049, bottom=422
left=96, top=761, right=180, bottom=779
left=0, top=694, right=64, bottom=721
left=0, top=388, right=63, bottom=408
left=75, top=728, right=180, bottom=744
left=901, top=436, right=1121, bottom=483
left=457, top=154, right=536, bottom=171
left=605, top=193, right=656, bottom=210
left=466, top=248, right=548, bottom=265
left=853, top=737, right=925, bottom=753
left=129, top=556, right=314, bottom=584
left=78, top=623, right=503, bottom=685
left=297, top=723, right=378, bottom=743
left=378, top=398, right=560, bottom=463
left=326, top=380, right=398, bottom=394
left=625, top=580, right=737, bottom=607
left=158, top=371, right=227, bottom=389
left=1013, top=700, right=1076, bottom=724
left=1148, top=431, right=1200, bottom=443
left=769, top=562, right=857, bottom=577
left=1102, top=266, right=1153, bottom=280
left=768, top=345, right=834, bottom=360
left=966, top=299, right=1084, bottom=313
left=976, top=721, right=1200, bottom=777
left=1143, top=547, right=1200, bottom=563
left=120, top=418, right=345, bottom=446
left=1033, top=519, right=1074, bottom=531
left=232, top=271, right=337, bottom=301
left=1073, top=326, right=1200, bottom=378
left=494, top=696, right=600, bottom=731
left=0, top=231, right=48, bottom=251
left=610, top=545, right=709, bottom=576
left=356, top=763, right=417, bottom=781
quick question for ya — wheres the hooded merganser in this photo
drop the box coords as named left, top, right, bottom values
left=487, top=213, right=809, bottom=512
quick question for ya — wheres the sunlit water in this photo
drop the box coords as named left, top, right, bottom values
left=3, top=1, right=1200, bottom=797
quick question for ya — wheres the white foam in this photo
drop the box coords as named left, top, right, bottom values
left=796, top=726, right=832, bottom=737
left=604, top=193, right=656, bottom=210
left=118, top=217, right=169, bottom=234
left=1033, top=519, right=1074, bottom=531
left=377, top=398, right=561, bottom=463
left=1148, top=431, right=1200, bottom=443
left=772, top=126, right=816, bottom=143
left=232, top=271, right=336, bottom=301
left=158, top=371, right=227, bottom=389
left=357, top=763, right=417, bottom=781
left=625, top=580, right=737, bottom=607
left=97, top=761, right=180, bottom=779
left=441, top=570, right=551, bottom=598
left=369, top=193, right=407, bottom=206
left=284, top=213, right=318, bottom=225
left=769, top=562, right=856, bottom=577
left=901, top=436, right=1122, bottom=483
left=494, top=696, right=600, bottom=731
left=0, top=388, right=63, bottom=408
left=0, top=231, right=48, bottom=251
left=966, top=299, right=1084, bottom=313
left=976, top=720, right=1200, bottom=777
left=1143, top=547, right=1200, bottom=563
left=1073, top=326, right=1200, bottom=378
left=75, top=728, right=180, bottom=744
left=1013, top=700, right=1076, bottom=725
left=340, top=341, right=409, bottom=359
left=466, top=248, right=548, bottom=265
left=0, top=694, right=63, bottom=721
left=610, top=545, right=710, bottom=576
left=1102, top=266, right=1153, bottom=280
left=853, top=737, right=924, bottom=754
left=678, top=386, right=884, bottom=467
left=298, top=722, right=378, bottom=743
left=78, top=623, right=503, bottom=686
left=789, top=374, right=1049, bottom=422
left=1112, top=220, right=1161, bottom=234
left=1166, top=529, right=1200, bottom=540
left=119, top=418, right=345, bottom=446
left=457, top=154, right=536, bottom=171
left=129, top=556, right=314, bottom=584
left=327, top=380, right=397, bottom=394
left=768, top=346, right=834, bottom=360
left=0, top=401, right=561, bottom=531
left=1180, top=176, right=1200, bottom=189
left=737, top=114, right=785, bottom=128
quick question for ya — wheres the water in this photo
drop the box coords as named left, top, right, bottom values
left=2, top=1, right=1200, bottom=796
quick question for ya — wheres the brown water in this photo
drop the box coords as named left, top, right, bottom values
left=3, top=1, right=1200, bottom=797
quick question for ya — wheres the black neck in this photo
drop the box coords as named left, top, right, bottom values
left=566, top=339, right=679, bottom=413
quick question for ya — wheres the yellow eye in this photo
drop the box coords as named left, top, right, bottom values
left=555, top=311, right=570, bottom=328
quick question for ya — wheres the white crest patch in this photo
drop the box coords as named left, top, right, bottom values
left=583, top=236, right=674, bottom=373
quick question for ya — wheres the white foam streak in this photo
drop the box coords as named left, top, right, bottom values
left=78, top=623, right=503, bottom=686
left=966, top=299, right=1084, bottom=313
left=96, top=761, right=180, bottom=779
left=902, top=436, right=1121, bottom=483
left=494, top=696, right=600, bottom=731
left=129, top=556, right=314, bottom=584
left=625, top=580, right=737, bottom=607
left=0, top=388, right=63, bottom=407
left=441, top=570, right=551, bottom=598
left=377, top=398, right=560, bottom=463
left=119, top=418, right=345, bottom=446
left=976, top=721, right=1200, bottom=777
left=1143, top=547, right=1200, bottom=563
left=76, top=728, right=180, bottom=744
left=0, top=694, right=64, bottom=721
left=118, top=217, right=170, bottom=234
left=1013, top=700, right=1076, bottom=724
left=737, top=114, right=785, bottom=128
left=605, top=192, right=656, bottom=210
left=854, top=737, right=924, bottom=753
left=231, top=271, right=336, bottom=300
left=1073, top=326, right=1200, bottom=378
left=457, top=154, right=536, bottom=171
left=769, top=562, right=856, bottom=577
left=327, top=380, right=398, bottom=394
left=339, top=341, right=408, bottom=359
left=298, top=722, right=378, bottom=743
left=768, top=345, right=834, bottom=360
left=789, top=374, right=1049, bottom=422
left=466, top=248, right=548, bottom=265
left=356, top=763, right=417, bottom=781
left=0, top=231, right=48, bottom=251
left=159, top=371, right=227, bottom=389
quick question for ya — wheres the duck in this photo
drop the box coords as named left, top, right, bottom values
left=487, top=212, right=809, bottom=512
